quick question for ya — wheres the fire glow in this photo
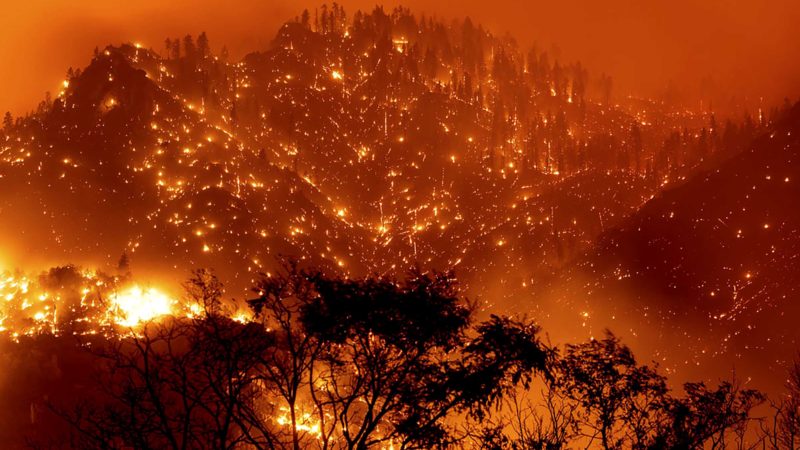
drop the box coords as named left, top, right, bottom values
left=0, top=268, right=180, bottom=339
left=109, top=285, right=173, bottom=327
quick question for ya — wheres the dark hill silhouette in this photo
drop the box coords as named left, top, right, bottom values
left=537, top=103, right=800, bottom=390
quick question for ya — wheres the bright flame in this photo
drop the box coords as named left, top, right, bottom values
left=111, top=286, right=173, bottom=327
left=275, top=406, right=322, bottom=438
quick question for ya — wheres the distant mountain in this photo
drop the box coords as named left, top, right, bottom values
left=4, top=6, right=711, bottom=300
left=0, top=5, right=776, bottom=313
left=537, top=103, right=800, bottom=389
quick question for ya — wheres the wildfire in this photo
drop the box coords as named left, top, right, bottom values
left=275, top=406, right=322, bottom=439
left=0, top=268, right=179, bottom=339
left=110, top=286, right=174, bottom=327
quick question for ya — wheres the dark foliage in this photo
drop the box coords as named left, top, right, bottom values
left=41, top=265, right=776, bottom=449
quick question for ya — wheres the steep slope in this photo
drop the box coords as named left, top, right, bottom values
left=0, top=24, right=669, bottom=302
left=0, top=7, right=758, bottom=305
left=0, top=45, right=374, bottom=292
left=537, top=103, right=800, bottom=388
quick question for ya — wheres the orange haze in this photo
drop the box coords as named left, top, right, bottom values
left=1, top=0, right=799, bottom=115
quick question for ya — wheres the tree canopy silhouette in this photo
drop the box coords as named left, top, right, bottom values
left=54, top=263, right=549, bottom=449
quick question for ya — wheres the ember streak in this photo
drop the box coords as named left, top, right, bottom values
left=0, top=3, right=799, bottom=448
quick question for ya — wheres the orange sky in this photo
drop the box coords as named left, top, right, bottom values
left=2, top=0, right=799, bottom=114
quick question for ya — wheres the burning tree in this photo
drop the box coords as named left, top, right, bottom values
left=49, top=263, right=548, bottom=449
left=41, top=264, right=768, bottom=449
left=49, top=269, right=279, bottom=449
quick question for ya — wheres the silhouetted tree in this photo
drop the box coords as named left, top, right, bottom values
left=248, top=261, right=550, bottom=449
left=51, top=270, right=279, bottom=449
left=183, top=35, right=196, bottom=58
left=170, top=37, right=181, bottom=60
left=555, top=332, right=669, bottom=449
left=761, top=357, right=800, bottom=449
left=504, top=382, right=580, bottom=449
left=197, top=32, right=210, bottom=60
left=116, top=252, right=130, bottom=274
left=52, top=263, right=548, bottom=449
left=3, top=111, right=12, bottom=131
left=663, top=378, right=764, bottom=449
